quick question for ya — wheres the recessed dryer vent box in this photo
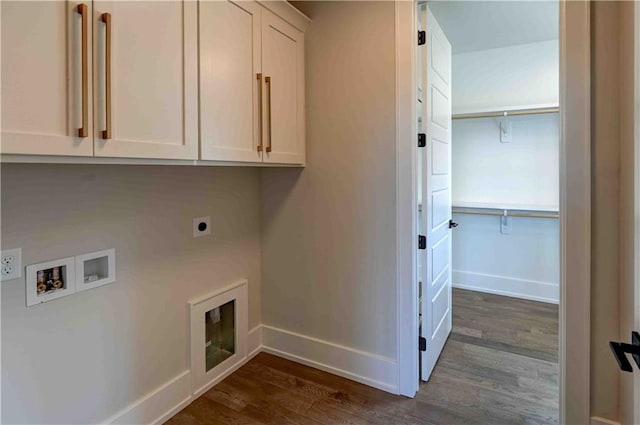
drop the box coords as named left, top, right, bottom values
left=75, top=249, right=115, bottom=292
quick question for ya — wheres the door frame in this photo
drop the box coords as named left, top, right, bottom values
left=394, top=2, right=592, bottom=424
left=634, top=3, right=640, bottom=422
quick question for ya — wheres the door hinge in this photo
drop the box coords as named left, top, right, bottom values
left=418, top=235, right=426, bottom=250
left=418, top=133, right=426, bottom=148
left=419, top=336, right=427, bottom=351
left=610, top=331, right=640, bottom=372
left=418, top=31, right=426, bottom=46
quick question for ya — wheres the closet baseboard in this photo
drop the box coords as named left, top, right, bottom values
left=453, top=270, right=559, bottom=304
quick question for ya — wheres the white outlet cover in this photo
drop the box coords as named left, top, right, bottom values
left=1, top=248, right=22, bottom=281
left=193, top=216, right=211, bottom=238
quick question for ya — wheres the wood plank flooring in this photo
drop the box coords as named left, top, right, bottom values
left=167, top=288, right=559, bottom=425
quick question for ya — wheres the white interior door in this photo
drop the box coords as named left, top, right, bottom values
left=93, top=0, right=198, bottom=159
left=420, top=5, right=453, bottom=381
left=261, top=10, right=305, bottom=165
left=1, top=1, right=93, bottom=156
left=199, top=0, right=262, bottom=163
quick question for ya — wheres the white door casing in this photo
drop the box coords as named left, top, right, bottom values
left=200, top=0, right=262, bottom=163
left=400, top=2, right=592, bottom=420
left=93, top=0, right=198, bottom=160
left=635, top=2, right=640, bottom=421
left=1, top=0, right=94, bottom=156
left=420, top=5, right=453, bottom=382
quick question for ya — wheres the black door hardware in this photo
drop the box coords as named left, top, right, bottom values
left=419, top=336, right=427, bottom=352
left=418, top=235, right=426, bottom=250
left=418, top=133, right=426, bottom=148
left=449, top=220, right=459, bottom=229
left=610, top=331, right=640, bottom=372
left=418, top=31, right=426, bottom=46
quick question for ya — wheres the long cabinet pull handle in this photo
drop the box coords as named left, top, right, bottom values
left=257, top=73, right=263, bottom=152
left=76, top=4, right=88, bottom=138
left=101, top=12, right=112, bottom=140
left=265, top=76, right=272, bottom=153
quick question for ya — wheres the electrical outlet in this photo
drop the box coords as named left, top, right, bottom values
left=1, top=248, right=22, bottom=281
left=193, top=216, right=211, bottom=238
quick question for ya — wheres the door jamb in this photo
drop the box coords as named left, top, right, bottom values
left=558, top=2, right=591, bottom=423
left=634, top=3, right=640, bottom=423
left=395, top=0, right=419, bottom=397
left=394, top=2, right=592, bottom=424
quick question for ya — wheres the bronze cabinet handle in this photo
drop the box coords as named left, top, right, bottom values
left=76, top=4, right=88, bottom=138
left=101, top=12, right=112, bottom=139
left=265, top=76, right=272, bottom=153
left=257, top=73, right=263, bottom=152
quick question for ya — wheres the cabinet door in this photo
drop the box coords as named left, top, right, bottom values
left=261, top=10, right=305, bottom=165
left=200, top=0, right=262, bottom=163
left=93, top=1, right=198, bottom=159
left=1, top=1, right=94, bottom=156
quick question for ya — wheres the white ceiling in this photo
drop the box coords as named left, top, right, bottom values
left=428, top=1, right=559, bottom=54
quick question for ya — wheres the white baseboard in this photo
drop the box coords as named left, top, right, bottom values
left=590, top=416, right=620, bottom=425
left=192, top=356, right=250, bottom=399
left=104, top=324, right=398, bottom=424
left=192, top=325, right=265, bottom=399
left=152, top=394, right=192, bottom=425
left=105, top=325, right=264, bottom=425
left=104, top=370, right=191, bottom=425
left=261, top=324, right=398, bottom=394
left=248, top=324, right=262, bottom=359
left=453, top=270, right=559, bottom=304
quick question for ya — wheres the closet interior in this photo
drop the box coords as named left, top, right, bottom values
left=416, top=2, right=560, bottom=423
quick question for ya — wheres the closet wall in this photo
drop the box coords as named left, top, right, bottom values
left=453, top=40, right=559, bottom=114
left=451, top=40, right=560, bottom=303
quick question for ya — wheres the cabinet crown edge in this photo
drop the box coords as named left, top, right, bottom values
left=257, top=0, right=311, bottom=32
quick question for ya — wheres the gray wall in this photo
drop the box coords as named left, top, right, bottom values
left=1, top=164, right=262, bottom=424
left=261, top=1, right=398, bottom=358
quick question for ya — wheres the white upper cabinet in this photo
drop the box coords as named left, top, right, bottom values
left=261, top=10, right=305, bottom=165
left=199, top=0, right=262, bottom=163
left=200, top=3, right=305, bottom=165
left=1, top=0, right=306, bottom=165
left=1, top=1, right=94, bottom=156
left=93, top=1, right=198, bottom=159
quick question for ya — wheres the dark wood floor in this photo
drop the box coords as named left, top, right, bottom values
left=167, top=289, right=559, bottom=425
